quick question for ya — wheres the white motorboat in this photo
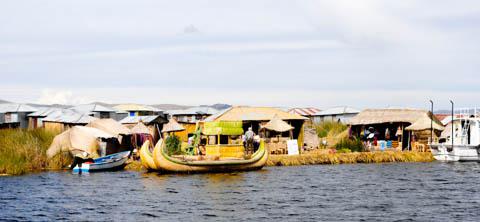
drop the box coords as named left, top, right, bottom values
left=430, top=108, right=480, bottom=162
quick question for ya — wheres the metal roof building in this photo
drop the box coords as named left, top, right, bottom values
left=0, top=103, right=38, bottom=128
left=312, top=106, right=360, bottom=124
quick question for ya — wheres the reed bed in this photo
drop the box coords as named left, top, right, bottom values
left=0, top=129, right=71, bottom=175
left=266, top=151, right=434, bottom=167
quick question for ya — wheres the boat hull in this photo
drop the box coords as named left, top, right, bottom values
left=73, top=151, right=130, bottom=173
left=139, top=140, right=160, bottom=170
left=152, top=140, right=269, bottom=173
left=430, top=144, right=479, bottom=162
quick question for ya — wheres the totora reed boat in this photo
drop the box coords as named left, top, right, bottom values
left=139, top=140, right=159, bottom=170
left=140, top=120, right=269, bottom=173
left=150, top=139, right=268, bottom=173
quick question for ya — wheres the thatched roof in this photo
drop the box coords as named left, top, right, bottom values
left=130, top=122, right=151, bottom=135
left=47, top=126, right=116, bottom=158
left=261, top=114, right=294, bottom=132
left=406, top=114, right=445, bottom=131
left=161, top=118, right=185, bottom=132
left=86, top=118, right=132, bottom=136
left=349, top=109, right=443, bottom=127
left=204, top=106, right=307, bottom=122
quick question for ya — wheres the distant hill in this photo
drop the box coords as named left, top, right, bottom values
left=0, top=99, right=11, bottom=104
left=205, top=103, right=231, bottom=111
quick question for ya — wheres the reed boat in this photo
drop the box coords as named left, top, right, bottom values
left=151, top=139, right=268, bottom=173
left=139, top=140, right=160, bottom=170
left=73, top=151, right=130, bottom=173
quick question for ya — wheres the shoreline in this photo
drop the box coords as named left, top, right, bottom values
left=124, top=151, right=434, bottom=172
left=1, top=152, right=435, bottom=176
left=266, top=151, right=434, bottom=166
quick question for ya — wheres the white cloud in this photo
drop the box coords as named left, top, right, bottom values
left=37, top=89, right=90, bottom=105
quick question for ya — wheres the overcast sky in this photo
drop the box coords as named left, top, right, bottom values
left=0, top=0, right=479, bottom=109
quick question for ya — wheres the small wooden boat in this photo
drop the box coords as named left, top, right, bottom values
left=151, top=140, right=269, bottom=173
left=73, top=151, right=131, bottom=173
left=139, top=140, right=160, bottom=170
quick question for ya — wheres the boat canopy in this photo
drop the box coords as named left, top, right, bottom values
left=203, top=121, right=244, bottom=136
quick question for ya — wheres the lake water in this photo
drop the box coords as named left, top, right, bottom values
left=1, top=162, right=480, bottom=221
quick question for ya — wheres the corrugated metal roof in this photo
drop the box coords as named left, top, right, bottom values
left=167, top=106, right=219, bottom=116
left=114, top=104, right=162, bottom=112
left=42, top=109, right=97, bottom=124
left=70, top=104, right=115, bottom=113
left=288, top=108, right=321, bottom=117
left=204, top=106, right=308, bottom=122
left=28, top=107, right=64, bottom=117
left=314, top=106, right=360, bottom=116
left=119, top=115, right=163, bottom=124
left=0, top=103, right=38, bottom=113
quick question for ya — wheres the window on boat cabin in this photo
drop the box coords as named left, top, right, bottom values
left=208, top=135, right=217, bottom=145
left=220, top=135, right=229, bottom=144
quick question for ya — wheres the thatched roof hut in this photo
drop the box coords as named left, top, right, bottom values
left=162, top=118, right=185, bottom=133
left=261, top=114, right=294, bottom=132
left=406, top=115, right=445, bottom=131
left=349, top=108, right=444, bottom=151
left=130, top=122, right=151, bottom=135
left=86, top=118, right=132, bottom=136
left=349, top=109, right=442, bottom=128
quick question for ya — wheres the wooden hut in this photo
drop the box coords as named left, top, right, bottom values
left=260, top=114, right=295, bottom=154
left=348, top=109, right=444, bottom=151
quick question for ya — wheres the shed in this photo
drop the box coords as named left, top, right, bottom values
left=70, top=104, right=116, bottom=119
left=288, top=107, right=321, bottom=125
left=114, top=104, right=163, bottom=117
left=167, top=106, right=220, bottom=123
left=42, top=109, right=97, bottom=132
left=0, top=103, right=38, bottom=129
left=312, top=106, right=360, bottom=124
left=349, top=108, right=443, bottom=151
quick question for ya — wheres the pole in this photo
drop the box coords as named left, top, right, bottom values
left=450, top=100, right=454, bottom=148
left=429, top=100, right=433, bottom=144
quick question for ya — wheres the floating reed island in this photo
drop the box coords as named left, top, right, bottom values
left=267, top=150, right=434, bottom=167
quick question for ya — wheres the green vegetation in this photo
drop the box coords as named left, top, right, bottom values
left=165, top=134, right=183, bottom=155
left=335, top=137, right=364, bottom=152
left=314, top=121, right=348, bottom=138
left=0, top=129, right=71, bottom=176
left=267, top=151, right=434, bottom=166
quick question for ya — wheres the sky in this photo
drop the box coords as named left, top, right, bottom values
left=0, top=0, right=479, bottom=110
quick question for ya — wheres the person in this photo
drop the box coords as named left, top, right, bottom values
left=70, top=151, right=95, bottom=171
left=253, top=135, right=261, bottom=152
left=243, top=127, right=255, bottom=153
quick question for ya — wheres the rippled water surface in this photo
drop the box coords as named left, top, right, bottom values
left=1, top=162, right=480, bottom=221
